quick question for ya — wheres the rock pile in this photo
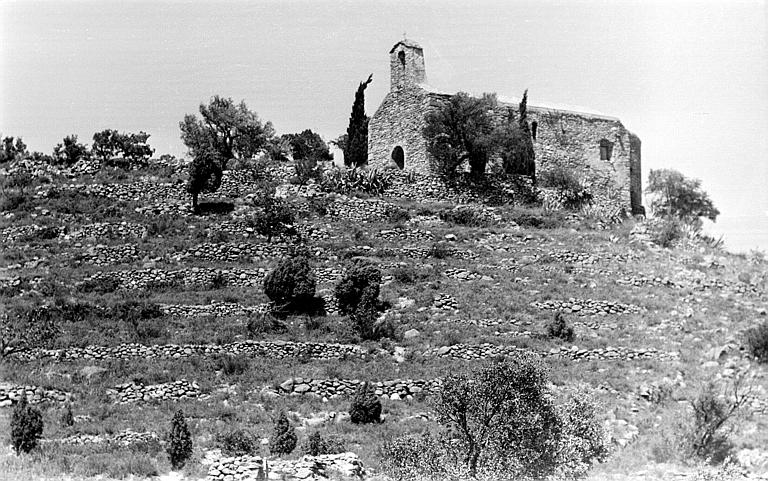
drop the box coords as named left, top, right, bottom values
left=47, top=430, right=158, bottom=446
left=64, top=222, right=147, bottom=241
left=327, top=197, right=390, bottom=223
left=0, top=383, right=70, bottom=407
left=107, top=379, right=203, bottom=404
left=18, top=340, right=366, bottom=363
left=207, top=452, right=364, bottom=481
left=275, top=377, right=441, bottom=400
left=431, top=294, right=459, bottom=311
left=531, top=298, right=642, bottom=316
left=178, top=242, right=290, bottom=263
left=423, top=343, right=679, bottom=362
left=442, top=268, right=483, bottom=281
left=78, top=244, right=141, bottom=266
left=161, top=302, right=271, bottom=318
left=616, top=275, right=678, bottom=288
left=376, top=227, right=434, bottom=242
left=80, top=267, right=268, bottom=290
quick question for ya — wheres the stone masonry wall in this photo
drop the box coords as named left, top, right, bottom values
left=368, top=84, right=432, bottom=173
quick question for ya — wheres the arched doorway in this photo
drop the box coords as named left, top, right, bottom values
left=391, top=146, right=404, bottom=170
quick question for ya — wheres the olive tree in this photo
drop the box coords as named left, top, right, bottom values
left=180, top=95, right=274, bottom=162
left=646, top=169, right=720, bottom=222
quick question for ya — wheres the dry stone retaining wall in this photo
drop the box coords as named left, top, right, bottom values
left=0, top=383, right=70, bottom=407
left=531, top=298, right=642, bottom=316
left=107, top=379, right=202, bottom=404
left=207, top=452, right=364, bottom=481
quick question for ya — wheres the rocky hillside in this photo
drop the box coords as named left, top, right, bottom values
left=0, top=157, right=766, bottom=480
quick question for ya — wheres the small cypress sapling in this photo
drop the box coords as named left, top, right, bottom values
left=546, top=312, right=574, bottom=342
left=349, top=381, right=382, bottom=424
left=167, top=409, right=193, bottom=469
left=10, top=391, right=44, bottom=454
left=269, top=410, right=297, bottom=455
left=60, top=401, right=74, bottom=427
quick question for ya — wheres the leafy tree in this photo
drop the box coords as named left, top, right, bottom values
left=424, top=92, right=496, bottom=177
left=344, top=74, right=373, bottom=167
left=646, top=169, right=720, bottom=222
left=434, top=354, right=561, bottom=477
left=0, top=136, right=28, bottom=163
left=167, top=409, right=193, bottom=469
left=186, top=146, right=224, bottom=212
left=180, top=95, right=274, bottom=162
left=746, top=322, right=768, bottom=363
left=269, top=411, right=297, bottom=455
left=283, top=129, right=333, bottom=162
left=263, top=254, right=316, bottom=312
left=10, top=391, right=43, bottom=454
left=1, top=304, right=59, bottom=359
left=349, top=381, right=382, bottom=424
left=92, top=129, right=154, bottom=167
left=52, top=135, right=89, bottom=166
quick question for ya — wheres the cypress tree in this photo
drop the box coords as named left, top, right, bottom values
left=344, top=74, right=373, bottom=168
left=349, top=381, right=382, bottom=424
left=517, top=89, right=536, bottom=180
left=269, top=410, right=297, bottom=455
left=10, top=391, right=44, bottom=454
left=167, top=409, right=193, bottom=469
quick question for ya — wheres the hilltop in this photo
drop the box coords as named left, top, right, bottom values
left=0, top=156, right=767, bottom=480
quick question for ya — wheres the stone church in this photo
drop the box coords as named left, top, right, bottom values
left=368, top=39, right=644, bottom=215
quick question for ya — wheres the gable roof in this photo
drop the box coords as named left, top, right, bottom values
left=389, top=39, right=422, bottom=53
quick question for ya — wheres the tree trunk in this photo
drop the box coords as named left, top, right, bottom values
left=192, top=192, right=199, bottom=214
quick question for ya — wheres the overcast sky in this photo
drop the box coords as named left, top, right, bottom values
left=1, top=0, right=766, bottom=249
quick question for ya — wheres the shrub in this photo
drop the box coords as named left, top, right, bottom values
left=60, top=401, right=74, bottom=427
left=746, top=322, right=768, bottom=363
left=302, top=431, right=345, bottom=456
left=428, top=242, right=451, bottom=259
left=246, top=312, right=286, bottom=338
left=220, top=429, right=258, bottom=456
left=248, top=193, right=296, bottom=242
left=651, top=218, right=684, bottom=248
left=269, top=411, right=297, bottom=455
left=335, top=261, right=382, bottom=315
left=10, top=391, right=44, bottom=454
left=386, top=205, right=411, bottom=224
left=320, top=167, right=391, bottom=195
left=79, top=276, right=120, bottom=294
left=263, top=255, right=316, bottom=313
left=216, top=355, right=250, bottom=376
left=680, top=378, right=753, bottom=464
left=539, top=166, right=593, bottom=209
left=433, top=354, right=561, bottom=478
left=439, top=206, right=490, bottom=227
left=1, top=304, right=60, bottom=359
left=546, top=312, right=575, bottom=342
left=292, top=156, right=323, bottom=186
left=392, top=266, right=429, bottom=284
left=349, top=381, right=382, bottom=424
left=555, top=393, right=610, bottom=478
left=167, top=409, right=193, bottom=469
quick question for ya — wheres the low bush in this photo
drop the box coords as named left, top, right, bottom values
left=428, top=242, right=452, bottom=259
left=11, top=392, right=44, bottom=454
left=349, top=381, right=382, bottom=424
left=60, top=401, right=75, bottom=427
left=320, top=167, right=391, bottom=195
left=269, top=411, right=297, bottom=455
left=167, top=409, right=193, bottom=469
left=220, top=429, right=258, bottom=456
left=386, top=205, right=411, bottom=224
left=439, top=206, right=490, bottom=227
left=391, top=266, right=430, bottom=284
left=745, top=322, right=768, bottom=363
left=263, top=255, right=316, bottom=314
left=650, top=218, right=684, bottom=248
left=539, top=167, right=592, bottom=209
left=335, top=261, right=382, bottom=315
left=546, top=312, right=575, bottom=342
left=247, top=194, right=296, bottom=242
left=302, top=431, right=345, bottom=456
left=216, top=355, right=250, bottom=376
left=246, top=312, right=286, bottom=338
left=79, top=276, right=120, bottom=294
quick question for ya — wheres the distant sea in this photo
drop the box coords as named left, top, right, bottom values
left=703, top=215, right=768, bottom=254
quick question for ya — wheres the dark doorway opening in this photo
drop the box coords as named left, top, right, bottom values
left=391, top=146, right=405, bottom=170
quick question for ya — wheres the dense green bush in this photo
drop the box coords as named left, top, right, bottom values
left=439, top=206, right=491, bottom=227
left=263, top=255, right=316, bottom=313
left=302, top=431, right=345, bottom=456
left=269, top=411, right=297, bottom=455
left=10, top=391, right=44, bottom=454
left=167, top=409, right=193, bottom=469
left=349, top=381, right=382, bottom=424
left=220, top=429, right=258, bottom=456
left=651, top=218, right=684, bottom=248
left=248, top=192, right=296, bottom=242
left=386, top=205, right=411, bottom=224
left=546, top=312, right=574, bottom=342
left=539, top=166, right=592, bottom=209
left=335, top=262, right=382, bottom=315
left=746, top=322, right=768, bottom=363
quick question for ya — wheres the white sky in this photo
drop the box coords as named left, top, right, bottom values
left=1, top=0, right=766, bottom=246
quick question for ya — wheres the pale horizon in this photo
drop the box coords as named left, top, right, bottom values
left=2, top=0, right=766, bottom=251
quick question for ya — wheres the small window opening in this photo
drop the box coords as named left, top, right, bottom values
left=599, top=139, right=613, bottom=160
left=531, top=121, right=538, bottom=141
left=391, top=146, right=405, bottom=170
left=398, top=51, right=406, bottom=68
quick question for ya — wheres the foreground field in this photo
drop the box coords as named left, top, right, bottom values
left=1, top=160, right=767, bottom=480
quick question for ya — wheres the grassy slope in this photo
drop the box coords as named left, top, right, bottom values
left=0, top=167, right=766, bottom=480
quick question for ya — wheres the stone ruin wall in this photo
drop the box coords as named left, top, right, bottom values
left=368, top=85, right=432, bottom=173
left=369, top=86, right=642, bottom=214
